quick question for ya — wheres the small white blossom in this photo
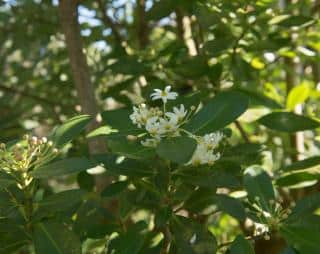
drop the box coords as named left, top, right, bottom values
left=130, top=104, right=161, bottom=128
left=158, top=116, right=180, bottom=136
left=201, top=132, right=224, bottom=150
left=187, top=132, right=223, bottom=166
left=166, top=104, right=187, bottom=122
left=145, top=117, right=161, bottom=136
left=150, top=86, right=178, bottom=103
left=254, top=222, right=269, bottom=236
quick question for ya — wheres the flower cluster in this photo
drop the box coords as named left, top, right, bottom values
left=0, top=135, right=58, bottom=175
left=129, top=86, right=224, bottom=166
left=188, top=132, right=224, bottom=166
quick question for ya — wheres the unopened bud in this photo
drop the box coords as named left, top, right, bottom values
left=31, top=136, right=38, bottom=145
left=191, top=105, right=196, bottom=111
left=48, top=141, right=53, bottom=147
left=264, top=234, right=270, bottom=241
left=23, top=134, right=30, bottom=140
left=41, top=137, right=48, bottom=143
left=0, top=143, right=6, bottom=149
left=53, top=148, right=59, bottom=154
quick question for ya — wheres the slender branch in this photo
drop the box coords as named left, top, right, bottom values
left=234, top=120, right=250, bottom=143
left=136, top=0, right=149, bottom=49
left=97, top=0, right=123, bottom=45
left=0, top=84, right=60, bottom=106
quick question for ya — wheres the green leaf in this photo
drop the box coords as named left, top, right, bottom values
left=108, top=222, right=148, bottom=254
left=101, top=109, right=140, bottom=136
left=31, top=157, right=96, bottom=178
left=280, top=216, right=320, bottom=254
left=287, top=193, right=320, bottom=221
left=101, top=181, right=129, bottom=198
left=74, top=198, right=117, bottom=239
left=276, top=167, right=320, bottom=188
left=93, top=154, right=155, bottom=177
left=282, top=156, right=320, bottom=172
left=204, top=37, right=235, bottom=57
left=244, top=166, right=275, bottom=211
left=156, top=136, right=197, bottom=164
left=108, top=137, right=155, bottom=160
left=229, top=235, right=254, bottom=254
left=258, top=112, right=320, bottom=132
left=170, top=215, right=217, bottom=254
left=33, top=221, right=81, bottom=254
left=269, top=15, right=314, bottom=27
left=86, top=126, right=117, bottom=138
left=146, top=0, right=176, bottom=21
left=286, top=84, right=310, bottom=110
left=0, top=171, right=15, bottom=189
left=184, top=190, right=245, bottom=221
left=52, top=115, right=91, bottom=148
left=185, top=91, right=249, bottom=134
left=36, top=189, right=86, bottom=213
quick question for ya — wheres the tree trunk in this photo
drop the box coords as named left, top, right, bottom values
left=58, top=0, right=110, bottom=191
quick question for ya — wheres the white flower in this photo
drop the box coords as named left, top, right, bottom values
left=187, top=132, right=223, bottom=166
left=254, top=222, right=269, bottom=236
left=141, top=137, right=161, bottom=147
left=166, top=104, right=187, bottom=122
left=201, top=132, right=224, bottom=150
left=130, top=104, right=162, bottom=128
left=158, top=116, right=180, bottom=136
left=145, top=117, right=161, bottom=136
left=150, top=86, right=178, bottom=103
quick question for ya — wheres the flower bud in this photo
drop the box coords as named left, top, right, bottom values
left=48, top=141, right=53, bottom=147
left=23, top=134, right=30, bottom=140
left=264, top=234, right=270, bottom=241
left=53, top=148, right=59, bottom=154
left=0, top=143, right=5, bottom=149
left=41, top=137, right=48, bottom=143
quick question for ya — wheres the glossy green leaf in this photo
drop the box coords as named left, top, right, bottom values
left=93, top=154, right=154, bottom=177
left=32, top=157, right=96, bottom=178
left=280, top=216, right=320, bottom=254
left=244, top=166, right=275, bottom=211
left=185, top=91, right=249, bottom=134
left=37, top=189, right=86, bottom=213
left=229, top=235, right=254, bottom=254
left=276, top=167, right=320, bottom=188
left=156, top=136, right=197, bottom=164
left=287, top=193, right=320, bottom=221
left=282, top=156, right=320, bottom=172
left=86, top=126, right=117, bottom=138
left=52, top=115, right=91, bottom=148
left=33, top=221, right=81, bottom=254
left=269, top=15, right=314, bottom=27
left=258, top=112, right=320, bottom=132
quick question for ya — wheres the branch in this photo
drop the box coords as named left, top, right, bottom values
left=0, top=84, right=58, bottom=106
left=97, top=0, right=123, bottom=45
left=58, top=0, right=109, bottom=190
left=234, top=120, right=250, bottom=143
left=136, top=0, right=149, bottom=49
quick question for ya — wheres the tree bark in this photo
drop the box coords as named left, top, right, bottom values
left=58, top=0, right=109, bottom=191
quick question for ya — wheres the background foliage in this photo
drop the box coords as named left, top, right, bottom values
left=1, top=0, right=320, bottom=253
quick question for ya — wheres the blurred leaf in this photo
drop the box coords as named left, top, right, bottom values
left=156, top=136, right=197, bottom=164
left=107, top=221, right=148, bottom=254
left=229, top=235, right=254, bottom=254
left=86, top=126, right=117, bottom=138
left=276, top=167, right=320, bottom=188
left=185, top=91, right=249, bottom=135
left=287, top=193, right=320, bottom=222
left=269, top=15, right=314, bottom=27
left=280, top=215, right=320, bottom=254
left=286, top=84, right=310, bottom=110
left=36, top=189, right=86, bottom=214
left=52, top=115, right=91, bottom=148
left=101, top=181, right=129, bottom=198
left=204, top=37, right=235, bottom=57
left=32, top=157, right=96, bottom=178
left=0, top=171, right=15, bottom=189
left=33, top=221, right=81, bottom=254
left=170, top=215, right=217, bottom=254
left=282, top=156, right=320, bottom=172
left=258, top=112, right=320, bottom=132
